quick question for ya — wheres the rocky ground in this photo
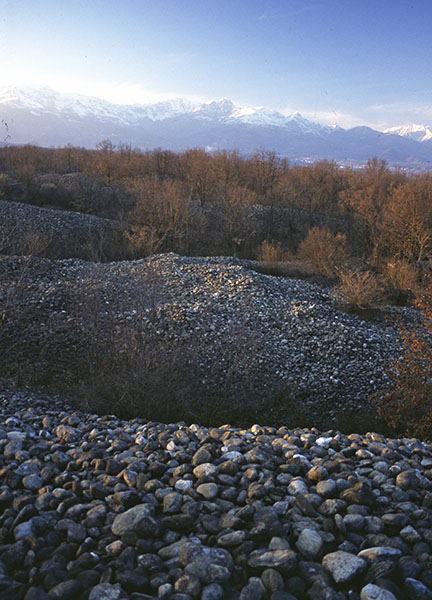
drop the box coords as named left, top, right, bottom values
left=0, top=200, right=123, bottom=260
left=1, top=388, right=432, bottom=600
left=0, top=251, right=409, bottom=427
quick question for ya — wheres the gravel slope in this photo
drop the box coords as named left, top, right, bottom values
left=0, top=252, right=405, bottom=426
left=0, top=200, right=122, bottom=259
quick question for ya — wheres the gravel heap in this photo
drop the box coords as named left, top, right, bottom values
left=0, top=251, right=405, bottom=426
left=0, top=200, right=122, bottom=259
left=1, top=388, right=432, bottom=600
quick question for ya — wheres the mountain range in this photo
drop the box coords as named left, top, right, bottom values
left=1, top=85, right=432, bottom=169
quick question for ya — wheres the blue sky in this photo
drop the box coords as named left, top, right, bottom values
left=1, top=0, right=432, bottom=129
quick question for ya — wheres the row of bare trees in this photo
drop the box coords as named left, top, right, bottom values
left=2, top=144, right=432, bottom=285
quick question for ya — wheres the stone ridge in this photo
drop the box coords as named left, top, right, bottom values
left=0, top=251, right=407, bottom=426
left=0, top=199, right=121, bottom=258
left=0, top=388, right=432, bottom=599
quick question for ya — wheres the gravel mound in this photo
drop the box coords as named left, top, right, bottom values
left=0, top=252, right=405, bottom=426
left=0, top=200, right=122, bottom=259
left=0, top=387, right=432, bottom=600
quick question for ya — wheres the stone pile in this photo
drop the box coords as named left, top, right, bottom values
left=0, top=200, right=122, bottom=259
left=0, top=252, right=410, bottom=427
left=0, top=388, right=432, bottom=600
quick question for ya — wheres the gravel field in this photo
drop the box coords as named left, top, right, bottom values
left=0, top=388, right=432, bottom=600
left=0, top=251, right=407, bottom=426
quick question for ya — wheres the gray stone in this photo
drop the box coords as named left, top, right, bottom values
left=47, top=579, right=81, bottom=599
left=14, top=519, right=36, bottom=540
left=217, top=530, right=245, bottom=547
left=111, top=504, right=154, bottom=536
left=360, top=583, right=397, bottom=600
left=400, top=525, right=422, bottom=544
left=296, top=528, right=323, bottom=560
left=201, top=583, right=224, bottom=600
left=192, top=448, right=212, bottom=465
left=396, top=470, right=421, bottom=490
left=193, top=463, right=218, bottom=478
left=174, top=574, right=201, bottom=598
left=89, top=583, right=126, bottom=600
left=261, top=568, right=284, bottom=593
left=248, top=549, right=296, bottom=572
left=404, top=577, right=432, bottom=600
left=240, top=578, right=264, bottom=600
left=322, top=551, right=367, bottom=584
left=163, top=492, right=183, bottom=514
left=316, top=479, right=338, bottom=498
left=358, top=547, right=402, bottom=561
left=196, top=483, right=219, bottom=499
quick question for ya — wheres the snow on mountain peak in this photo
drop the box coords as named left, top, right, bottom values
left=0, top=85, right=332, bottom=134
left=385, top=123, right=432, bottom=143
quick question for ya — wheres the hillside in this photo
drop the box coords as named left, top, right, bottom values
left=0, top=251, right=405, bottom=429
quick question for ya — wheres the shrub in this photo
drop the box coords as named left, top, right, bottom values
left=382, top=260, right=420, bottom=305
left=297, top=226, right=348, bottom=277
left=257, top=239, right=290, bottom=263
left=375, top=286, right=432, bottom=439
left=336, top=268, right=382, bottom=309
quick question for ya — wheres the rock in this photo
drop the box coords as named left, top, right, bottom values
left=296, top=528, right=323, bottom=560
left=358, top=547, right=402, bottom=561
left=322, top=551, right=367, bottom=584
left=404, top=577, right=432, bottom=600
left=196, top=483, right=219, bottom=499
left=192, top=448, right=212, bottom=465
left=248, top=549, right=297, bottom=572
left=24, top=589, right=49, bottom=600
left=55, top=424, right=78, bottom=443
left=261, top=568, right=284, bottom=593
left=217, top=530, right=246, bottom=547
left=240, top=578, right=264, bottom=600
left=201, top=583, right=224, bottom=600
left=174, top=574, right=201, bottom=597
left=396, top=470, right=421, bottom=490
left=360, top=584, right=397, bottom=600
left=22, top=474, right=43, bottom=490
left=46, top=580, right=81, bottom=599
left=111, top=504, right=154, bottom=536
left=163, top=492, right=183, bottom=514
left=89, top=583, right=127, bottom=600
left=342, top=482, right=375, bottom=505
left=193, top=463, right=218, bottom=478
left=2, top=386, right=432, bottom=600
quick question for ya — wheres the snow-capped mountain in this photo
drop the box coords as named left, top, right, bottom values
left=1, top=85, right=432, bottom=168
left=384, top=123, right=432, bottom=143
left=0, top=86, right=334, bottom=133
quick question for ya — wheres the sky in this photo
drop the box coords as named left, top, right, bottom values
left=1, top=0, right=432, bottom=130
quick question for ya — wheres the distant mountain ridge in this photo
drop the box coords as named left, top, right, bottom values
left=384, top=123, right=432, bottom=143
left=1, top=85, right=432, bottom=169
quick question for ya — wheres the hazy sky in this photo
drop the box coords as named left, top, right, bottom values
left=1, top=0, right=432, bottom=129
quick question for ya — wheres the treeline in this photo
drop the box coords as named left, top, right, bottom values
left=1, top=143, right=432, bottom=302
